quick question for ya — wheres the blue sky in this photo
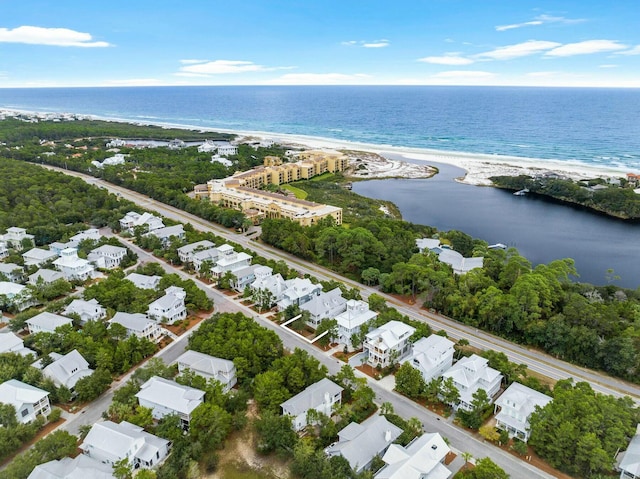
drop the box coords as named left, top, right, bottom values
left=1, top=0, right=639, bottom=88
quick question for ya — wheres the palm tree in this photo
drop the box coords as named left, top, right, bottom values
left=461, top=451, right=473, bottom=470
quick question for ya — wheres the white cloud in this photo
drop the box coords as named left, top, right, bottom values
left=496, top=14, right=585, bottom=31
left=342, top=39, right=389, bottom=48
left=363, top=40, right=389, bottom=48
left=269, top=73, right=371, bottom=85
left=417, top=55, right=474, bottom=65
left=477, top=40, right=561, bottom=60
left=616, top=45, right=640, bottom=55
left=526, top=71, right=560, bottom=77
left=104, top=78, right=163, bottom=86
left=179, top=60, right=273, bottom=74
left=496, top=21, right=543, bottom=32
left=432, top=70, right=494, bottom=79
left=545, top=40, right=627, bottom=57
left=599, top=64, right=618, bottom=68
left=0, top=25, right=110, bottom=47
left=179, top=59, right=210, bottom=65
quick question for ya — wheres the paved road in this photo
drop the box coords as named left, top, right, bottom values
left=54, top=166, right=640, bottom=402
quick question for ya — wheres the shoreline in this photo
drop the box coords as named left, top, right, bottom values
left=1, top=107, right=634, bottom=186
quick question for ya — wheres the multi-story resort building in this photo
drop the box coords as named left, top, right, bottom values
left=197, top=150, right=348, bottom=226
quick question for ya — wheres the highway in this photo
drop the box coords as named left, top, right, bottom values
left=54, top=165, right=640, bottom=402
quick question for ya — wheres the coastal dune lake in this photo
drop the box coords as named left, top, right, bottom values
left=353, top=161, right=640, bottom=288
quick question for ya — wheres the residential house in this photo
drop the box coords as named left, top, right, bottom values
left=334, top=299, right=377, bottom=350
left=177, top=240, right=215, bottom=264
left=28, top=269, right=65, bottom=286
left=250, top=266, right=287, bottom=306
left=403, top=335, right=456, bottom=383
left=22, top=248, right=58, bottom=267
left=364, top=321, right=416, bottom=369
left=494, top=382, right=552, bottom=442
left=0, top=241, right=8, bottom=259
left=0, top=281, right=36, bottom=311
left=415, top=238, right=441, bottom=253
left=374, top=432, right=452, bottom=479
left=63, top=299, right=106, bottom=324
left=124, top=272, right=162, bottom=290
left=88, top=244, right=127, bottom=269
left=42, top=349, right=93, bottom=394
left=0, top=331, right=36, bottom=356
left=441, top=354, right=503, bottom=410
left=300, top=288, right=347, bottom=329
left=119, top=211, right=164, bottom=233
left=211, top=154, right=233, bottom=167
left=325, top=415, right=402, bottom=472
left=147, top=225, right=185, bottom=247
left=28, top=454, right=115, bottom=479
left=49, top=240, right=77, bottom=256
left=52, top=248, right=95, bottom=281
left=109, top=312, right=162, bottom=342
left=0, top=379, right=50, bottom=423
left=0, top=227, right=34, bottom=250
left=192, top=247, right=222, bottom=272
left=231, top=264, right=262, bottom=292
left=147, top=286, right=187, bottom=324
left=281, top=378, right=343, bottom=431
left=69, top=228, right=102, bottom=244
left=210, top=245, right=252, bottom=279
left=618, top=424, right=640, bottom=479
left=0, top=263, right=24, bottom=283
left=276, top=277, right=323, bottom=311
left=176, top=350, right=237, bottom=392
left=432, top=247, right=483, bottom=275
left=26, top=312, right=73, bottom=334
left=80, top=420, right=170, bottom=469
left=135, top=376, right=205, bottom=429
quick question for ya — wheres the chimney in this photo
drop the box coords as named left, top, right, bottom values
left=385, top=430, right=391, bottom=442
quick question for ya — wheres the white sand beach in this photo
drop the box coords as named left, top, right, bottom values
left=2, top=108, right=633, bottom=186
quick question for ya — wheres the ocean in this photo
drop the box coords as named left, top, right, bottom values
left=1, top=85, right=640, bottom=172
left=1, top=85, right=639, bottom=286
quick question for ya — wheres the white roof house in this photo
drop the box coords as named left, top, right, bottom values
left=300, top=287, right=347, bottom=328
left=0, top=241, right=7, bottom=259
left=441, top=354, right=503, bottom=410
left=211, top=154, right=233, bottom=167
left=416, top=238, right=441, bottom=253
left=176, top=350, right=237, bottom=392
left=0, top=331, right=36, bottom=357
left=88, top=245, right=127, bottom=270
left=28, top=269, right=65, bottom=286
left=0, top=281, right=35, bottom=312
left=0, top=262, right=24, bottom=282
left=26, top=312, right=73, bottom=334
left=124, top=272, right=162, bottom=290
left=109, top=312, right=162, bottom=342
left=147, top=225, right=185, bottom=246
left=147, top=286, right=187, bottom=324
left=53, top=248, right=95, bottom=281
left=433, top=247, right=483, bottom=275
left=42, top=349, right=94, bottom=392
left=250, top=266, right=288, bottom=305
left=135, top=376, right=205, bottom=428
left=231, top=264, right=262, bottom=292
left=69, top=228, right=102, bottom=244
left=119, top=211, right=164, bottom=233
left=403, top=335, right=456, bottom=383
left=191, top=247, right=222, bottom=272
left=276, top=277, right=323, bottom=311
left=0, top=227, right=34, bottom=249
left=177, top=240, right=215, bottom=264
left=494, top=382, right=552, bottom=442
left=0, top=379, right=51, bottom=423
left=22, top=248, right=58, bottom=267
left=63, top=299, right=106, bottom=324
left=364, top=321, right=416, bottom=369
left=619, top=425, right=640, bottom=479
left=335, top=299, right=378, bottom=350
left=80, top=420, right=170, bottom=470
left=326, top=415, right=403, bottom=472
left=375, top=432, right=452, bottom=479
left=28, top=454, right=115, bottom=479
left=49, top=241, right=77, bottom=256
left=281, top=378, right=343, bottom=431
left=210, top=249, right=252, bottom=279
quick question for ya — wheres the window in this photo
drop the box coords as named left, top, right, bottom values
left=21, top=409, right=29, bottom=417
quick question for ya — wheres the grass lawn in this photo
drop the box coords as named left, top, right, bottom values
left=217, top=463, right=280, bottom=479
left=280, top=184, right=308, bottom=199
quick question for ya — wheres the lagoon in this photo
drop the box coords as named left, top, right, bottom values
left=352, top=161, right=640, bottom=288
